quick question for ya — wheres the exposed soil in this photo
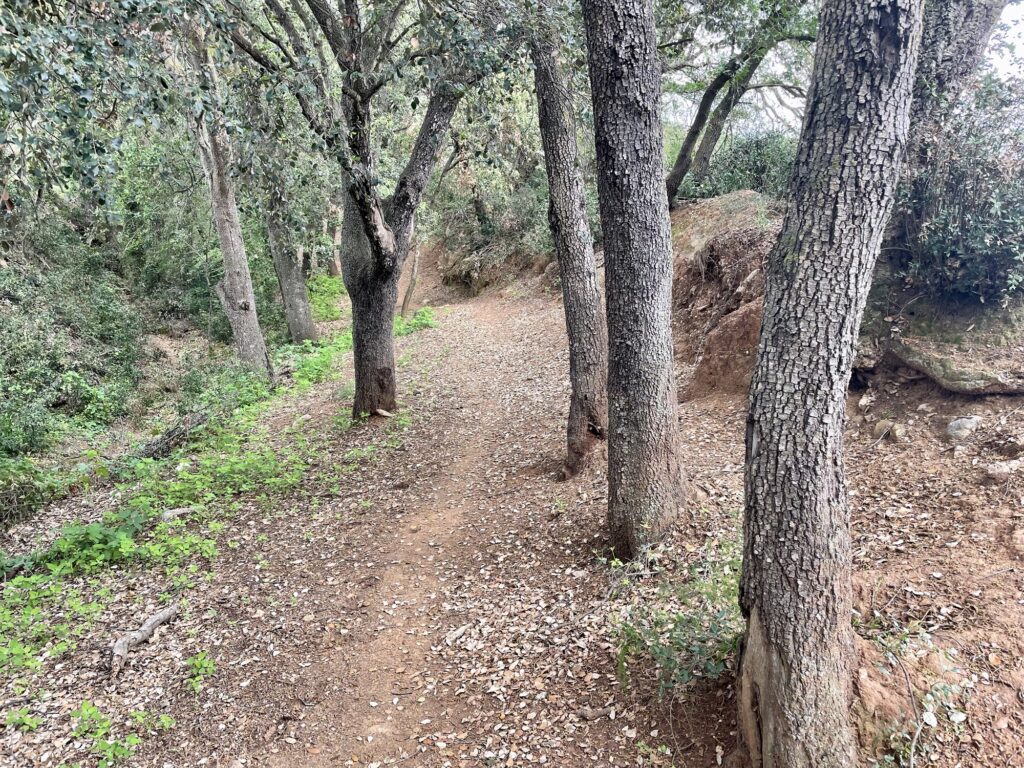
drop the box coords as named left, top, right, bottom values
left=2, top=257, right=1024, bottom=768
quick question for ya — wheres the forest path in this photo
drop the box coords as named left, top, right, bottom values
left=219, top=287, right=676, bottom=767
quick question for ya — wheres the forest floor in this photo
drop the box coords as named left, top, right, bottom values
left=2, top=259, right=1024, bottom=768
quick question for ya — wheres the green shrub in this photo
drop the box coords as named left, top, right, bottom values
left=394, top=306, right=438, bottom=336
left=307, top=274, right=347, bottom=321
left=615, top=532, right=743, bottom=695
left=898, top=75, right=1024, bottom=303
left=0, top=213, right=142, bottom=456
left=683, top=132, right=797, bottom=201
left=0, top=457, right=63, bottom=527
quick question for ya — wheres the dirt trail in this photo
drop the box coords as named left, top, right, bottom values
left=186, top=289, right=671, bottom=768
left=6, top=264, right=1024, bottom=768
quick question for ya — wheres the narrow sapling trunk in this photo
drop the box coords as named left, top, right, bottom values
left=736, top=1, right=925, bottom=766
left=400, top=242, right=419, bottom=319
left=530, top=34, right=608, bottom=479
left=266, top=192, right=318, bottom=344
left=582, top=0, right=686, bottom=559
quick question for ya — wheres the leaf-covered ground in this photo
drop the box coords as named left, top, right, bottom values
left=2, top=263, right=1023, bottom=768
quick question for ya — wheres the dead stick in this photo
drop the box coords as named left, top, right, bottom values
left=110, top=604, right=180, bottom=678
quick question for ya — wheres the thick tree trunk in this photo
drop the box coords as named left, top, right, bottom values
left=582, top=0, right=686, bottom=560
left=342, top=192, right=399, bottom=416
left=736, top=2, right=924, bottom=766
left=531, top=35, right=608, bottom=479
left=688, top=48, right=767, bottom=185
left=911, top=0, right=1008, bottom=143
left=191, top=117, right=273, bottom=379
left=266, top=192, right=318, bottom=344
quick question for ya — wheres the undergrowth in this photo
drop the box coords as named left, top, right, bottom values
left=394, top=306, right=438, bottom=336
left=308, top=274, right=347, bottom=321
left=614, top=526, right=743, bottom=696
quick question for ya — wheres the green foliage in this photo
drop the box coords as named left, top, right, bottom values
left=0, top=211, right=143, bottom=456
left=186, top=651, right=216, bottom=692
left=0, top=457, right=63, bottom=526
left=71, top=700, right=140, bottom=767
left=307, top=274, right=347, bottom=322
left=898, top=75, right=1024, bottom=304
left=287, top=332, right=354, bottom=389
left=615, top=531, right=743, bottom=695
left=5, top=707, right=41, bottom=732
left=394, top=307, right=438, bottom=336
left=682, top=132, right=797, bottom=201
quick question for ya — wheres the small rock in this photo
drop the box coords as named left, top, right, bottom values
left=890, top=423, right=908, bottom=442
left=947, top=416, right=983, bottom=441
left=873, top=419, right=895, bottom=439
left=985, top=459, right=1021, bottom=484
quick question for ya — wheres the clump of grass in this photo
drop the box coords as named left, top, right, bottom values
left=394, top=307, right=438, bottom=336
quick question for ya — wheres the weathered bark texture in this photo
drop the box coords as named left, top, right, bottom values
left=342, top=192, right=399, bottom=416
left=184, top=32, right=272, bottom=379
left=266, top=192, right=318, bottom=344
left=582, top=0, right=686, bottom=559
left=737, top=2, right=925, bottom=766
left=530, top=34, right=609, bottom=480
left=911, top=0, right=1008, bottom=142
left=892, top=0, right=1009, bottom=250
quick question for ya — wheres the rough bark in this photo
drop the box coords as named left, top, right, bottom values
left=736, top=2, right=925, bottom=766
left=530, top=34, right=608, bottom=479
left=266, top=191, right=318, bottom=344
left=911, top=0, right=1008, bottom=142
left=342, top=192, right=399, bottom=416
left=582, top=0, right=687, bottom=560
left=892, top=0, right=1009, bottom=251
left=195, top=127, right=273, bottom=377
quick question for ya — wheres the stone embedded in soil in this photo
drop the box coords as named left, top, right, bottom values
left=948, top=415, right=983, bottom=442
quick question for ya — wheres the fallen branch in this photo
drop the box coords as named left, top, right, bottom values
left=110, top=604, right=180, bottom=678
left=133, top=412, right=210, bottom=460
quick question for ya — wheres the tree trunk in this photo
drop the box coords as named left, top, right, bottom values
left=582, top=0, right=687, bottom=560
left=341, top=192, right=399, bottom=416
left=189, top=111, right=273, bottom=379
left=736, top=2, right=924, bottom=766
left=400, top=242, right=419, bottom=319
left=688, top=48, right=767, bottom=185
left=266, top=192, right=318, bottom=344
left=329, top=220, right=342, bottom=277
left=893, top=0, right=1009, bottom=250
left=530, top=34, right=608, bottom=479
left=911, top=0, right=1008, bottom=144
left=664, top=62, right=737, bottom=204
